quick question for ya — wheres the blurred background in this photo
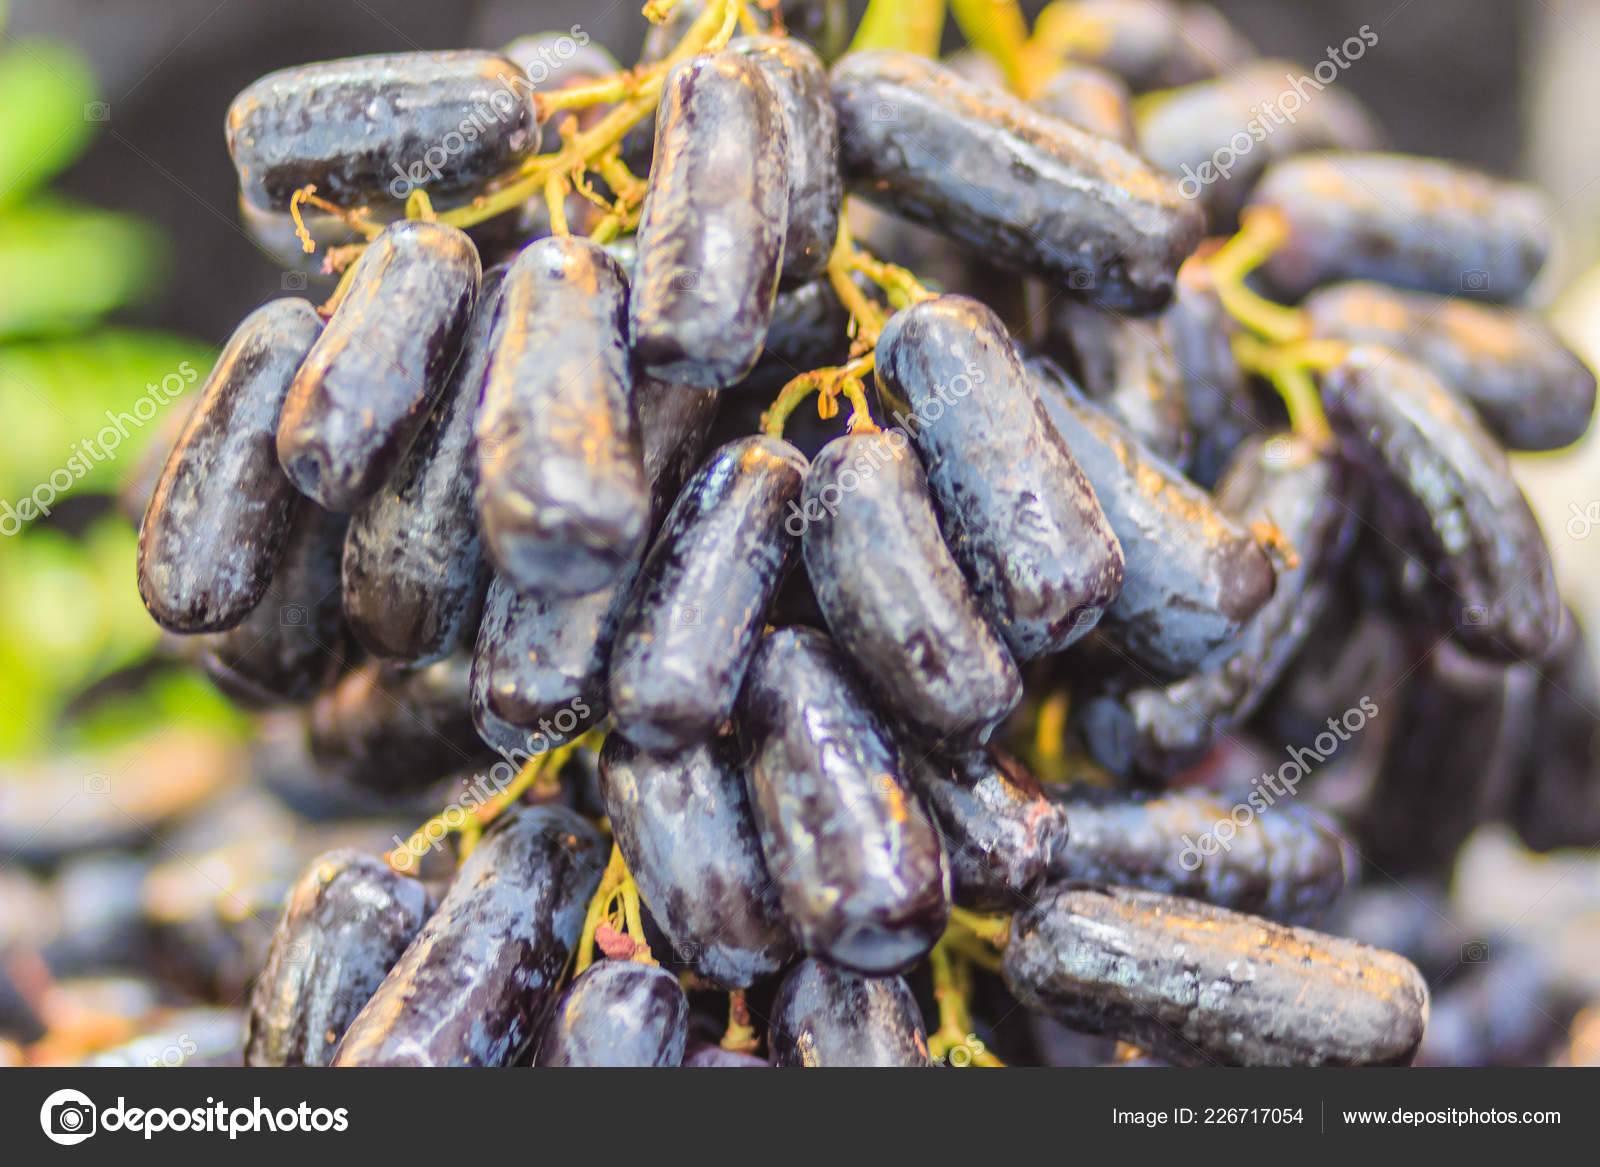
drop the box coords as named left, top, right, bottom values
left=1, top=0, right=1598, bottom=1066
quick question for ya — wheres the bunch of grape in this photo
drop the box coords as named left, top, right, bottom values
left=132, top=0, right=1599, bottom=1068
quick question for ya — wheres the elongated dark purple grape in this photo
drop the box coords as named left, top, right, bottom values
left=728, top=36, right=840, bottom=282
left=341, top=268, right=504, bottom=664
left=629, top=53, right=789, bottom=388
left=769, top=958, right=929, bottom=1067
left=1355, top=639, right=1536, bottom=877
left=802, top=431, right=1020, bottom=743
left=1305, top=282, right=1596, bottom=452
left=469, top=575, right=616, bottom=760
left=1036, top=66, right=1139, bottom=146
left=226, top=52, right=539, bottom=210
left=1318, top=345, right=1562, bottom=662
left=738, top=627, right=948, bottom=974
left=1050, top=300, right=1192, bottom=469
left=1030, top=358, right=1275, bottom=677
left=469, top=380, right=716, bottom=758
left=1163, top=255, right=1268, bottom=490
left=333, top=805, right=605, bottom=1066
left=1135, top=59, right=1384, bottom=231
left=1004, top=885, right=1428, bottom=1067
left=608, top=436, right=807, bottom=751
left=599, top=735, right=794, bottom=987
left=200, top=500, right=352, bottom=704
left=1079, top=435, right=1355, bottom=778
left=138, top=299, right=321, bottom=633
left=308, top=655, right=494, bottom=795
left=1249, top=152, right=1551, bottom=302
left=875, top=296, right=1123, bottom=660
left=1045, top=786, right=1352, bottom=924
left=1036, top=0, right=1255, bottom=93
left=905, top=750, right=1067, bottom=911
left=535, top=959, right=689, bottom=1067
left=245, top=850, right=431, bottom=1066
left=636, top=382, right=720, bottom=525
left=1033, top=64, right=1136, bottom=146
left=1511, top=607, right=1600, bottom=851
left=476, top=236, right=646, bottom=595
left=831, top=51, right=1202, bottom=311
left=278, top=220, right=480, bottom=511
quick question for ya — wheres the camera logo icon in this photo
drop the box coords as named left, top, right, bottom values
left=40, top=1089, right=97, bottom=1145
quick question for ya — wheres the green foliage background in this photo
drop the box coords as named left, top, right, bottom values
left=0, top=7, right=242, bottom=757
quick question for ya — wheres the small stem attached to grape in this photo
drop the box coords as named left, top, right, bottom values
left=1207, top=207, right=1310, bottom=345
left=926, top=940, right=1005, bottom=1066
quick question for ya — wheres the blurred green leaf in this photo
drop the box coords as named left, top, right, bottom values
left=0, top=198, right=166, bottom=339
left=0, top=328, right=212, bottom=509
left=0, top=39, right=97, bottom=206
left=851, top=0, right=946, bottom=56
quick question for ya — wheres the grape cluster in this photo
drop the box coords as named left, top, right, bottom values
left=126, top=0, right=1599, bottom=1068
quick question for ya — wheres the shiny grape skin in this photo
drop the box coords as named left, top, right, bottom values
left=875, top=296, right=1124, bottom=660
left=831, top=51, right=1202, bottom=311
left=1134, top=60, right=1383, bottom=232
left=728, top=36, right=841, bottom=283
left=738, top=627, right=949, bottom=975
left=535, top=959, right=689, bottom=1067
left=226, top=51, right=539, bottom=210
left=469, top=573, right=619, bottom=761
left=199, top=499, right=352, bottom=705
left=1305, top=281, right=1597, bottom=453
left=476, top=236, right=648, bottom=597
left=629, top=53, right=790, bottom=388
left=1045, top=785, right=1352, bottom=925
left=341, top=268, right=505, bottom=664
left=307, top=655, right=496, bottom=795
left=245, top=850, right=431, bottom=1066
left=904, top=749, right=1067, bottom=911
left=469, top=378, right=717, bottom=759
left=1078, top=435, right=1355, bottom=779
left=768, top=958, right=930, bottom=1067
left=1029, top=357, right=1274, bottom=677
left=608, top=436, right=807, bottom=752
left=277, top=220, right=481, bottom=512
left=138, top=298, right=322, bottom=633
left=599, top=735, right=794, bottom=987
left=1049, top=300, right=1193, bottom=470
left=1032, top=64, right=1136, bottom=147
left=1318, top=345, right=1562, bottom=663
left=802, top=431, right=1021, bottom=744
left=1248, top=152, right=1551, bottom=303
left=1004, top=885, right=1428, bottom=1067
left=332, top=806, right=606, bottom=1067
